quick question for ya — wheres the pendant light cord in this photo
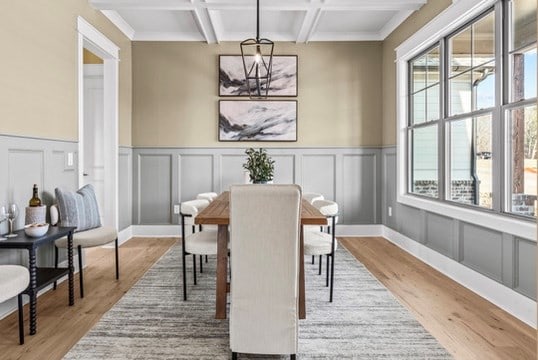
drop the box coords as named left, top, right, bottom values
left=256, top=0, right=260, bottom=42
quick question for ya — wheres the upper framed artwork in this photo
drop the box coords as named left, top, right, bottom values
left=219, top=55, right=298, bottom=97
left=218, top=100, right=297, bottom=142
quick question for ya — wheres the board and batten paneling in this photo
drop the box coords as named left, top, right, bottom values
left=132, top=147, right=382, bottom=226
left=381, top=146, right=537, bottom=300
left=119, top=147, right=132, bottom=231
left=137, top=154, right=172, bottom=224
left=0, top=135, right=78, bottom=318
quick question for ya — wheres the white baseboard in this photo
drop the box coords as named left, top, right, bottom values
left=382, top=226, right=537, bottom=329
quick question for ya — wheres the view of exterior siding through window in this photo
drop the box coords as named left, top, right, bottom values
left=408, top=0, right=537, bottom=218
left=410, top=46, right=440, bottom=198
left=509, top=0, right=537, bottom=217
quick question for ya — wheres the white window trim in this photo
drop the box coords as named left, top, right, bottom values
left=395, top=0, right=537, bottom=241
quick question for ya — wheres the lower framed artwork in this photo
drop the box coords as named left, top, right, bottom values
left=218, top=100, right=297, bottom=142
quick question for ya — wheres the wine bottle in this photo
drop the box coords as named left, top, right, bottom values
left=29, top=184, right=42, bottom=207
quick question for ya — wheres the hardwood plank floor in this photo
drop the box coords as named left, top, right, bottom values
left=0, top=237, right=176, bottom=360
left=339, top=237, right=537, bottom=360
left=0, top=236, right=534, bottom=359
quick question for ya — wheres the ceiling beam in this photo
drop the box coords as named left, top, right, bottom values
left=192, top=7, right=219, bottom=43
left=296, top=8, right=322, bottom=43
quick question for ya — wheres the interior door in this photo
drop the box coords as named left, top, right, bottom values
left=83, top=64, right=105, bottom=224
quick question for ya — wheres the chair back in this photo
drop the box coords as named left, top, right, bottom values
left=302, top=192, right=324, bottom=204
left=180, top=199, right=210, bottom=226
left=229, top=184, right=301, bottom=356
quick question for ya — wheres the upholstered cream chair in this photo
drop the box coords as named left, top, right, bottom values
left=304, top=199, right=338, bottom=302
left=50, top=204, right=119, bottom=298
left=196, top=192, right=218, bottom=202
left=0, top=265, right=30, bottom=344
left=302, top=192, right=324, bottom=204
left=180, top=199, right=217, bottom=301
left=229, top=184, right=301, bottom=360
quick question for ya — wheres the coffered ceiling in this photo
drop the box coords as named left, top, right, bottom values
left=89, top=0, right=427, bottom=43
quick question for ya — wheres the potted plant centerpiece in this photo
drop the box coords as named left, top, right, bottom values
left=243, top=148, right=275, bottom=184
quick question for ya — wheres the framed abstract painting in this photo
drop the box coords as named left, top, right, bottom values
left=219, top=55, right=297, bottom=97
left=218, top=100, right=297, bottom=142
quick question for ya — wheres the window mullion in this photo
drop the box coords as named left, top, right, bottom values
left=439, top=39, right=447, bottom=201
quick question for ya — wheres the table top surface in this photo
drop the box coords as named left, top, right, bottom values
left=195, top=191, right=328, bottom=226
left=0, top=226, right=76, bottom=248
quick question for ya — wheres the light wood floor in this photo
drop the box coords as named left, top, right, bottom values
left=339, top=237, right=536, bottom=360
left=0, top=236, right=535, bottom=359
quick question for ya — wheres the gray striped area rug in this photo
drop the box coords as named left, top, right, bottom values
left=64, top=242, right=452, bottom=359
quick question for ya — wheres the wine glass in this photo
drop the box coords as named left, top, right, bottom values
left=5, top=204, right=19, bottom=238
left=0, top=206, right=6, bottom=240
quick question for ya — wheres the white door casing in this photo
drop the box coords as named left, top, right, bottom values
left=77, top=17, right=119, bottom=230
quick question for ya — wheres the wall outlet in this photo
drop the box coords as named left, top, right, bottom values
left=173, top=205, right=180, bottom=214
left=388, top=206, right=392, bottom=217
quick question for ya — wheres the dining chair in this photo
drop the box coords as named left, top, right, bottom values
left=304, top=199, right=338, bottom=302
left=196, top=192, right=218, bottom=203
left=229, top=184, right=301, bottom=360
left=0, top=265, right=30, bottom=344
left=302, top=192, right=324, bottom=204
left=180, top=199, right=217, bottom=301
left=51, top=185, right=119, bottom=299
left=302, top=192, right=325, bottom=264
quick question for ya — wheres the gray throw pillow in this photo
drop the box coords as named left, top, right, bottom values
left=55, top=184, right=101, bottom=232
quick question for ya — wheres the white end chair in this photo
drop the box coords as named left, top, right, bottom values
left=302, top=192, right=324, bottom=204
left=196, top=192, right=218, bottom=202
left=230, top=184, right=301, bottom=360
left=304, top=199, right=338, bottom=302
left=180, top=199, right=218, bottom=301
left=50, top=205, right=119, bottom=298
left=0, top=265, right=30, bottom=344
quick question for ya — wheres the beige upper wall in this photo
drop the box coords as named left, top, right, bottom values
left=0, top=0, right=132, bottom=145
left=382, top=0, right=452, bottom=146
left=132, top=41, right=382, bottom=147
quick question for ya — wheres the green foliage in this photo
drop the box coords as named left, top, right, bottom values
left=243, top=148, right=275, bottom=183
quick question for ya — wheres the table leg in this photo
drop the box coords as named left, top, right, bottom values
left=67, top=231, right=74, bottom=306
left=215, top=224, right=228, bottom=319
left=299, top=226, right=306, bottom=319
left=28, top=248, right=37, bottom=335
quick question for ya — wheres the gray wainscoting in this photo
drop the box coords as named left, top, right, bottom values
left=119, top=147, right=132, bottom=231
left=132, top=147, right=382, bottom=226
left=0, top=134, right=78, bottom=266
left=381, top=146, right=537, bottom=300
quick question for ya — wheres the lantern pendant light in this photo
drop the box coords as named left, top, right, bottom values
left=240, top=0, right=274, bottom=99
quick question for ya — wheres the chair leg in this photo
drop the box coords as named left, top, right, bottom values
left=115, top=238, right=119, bottom=280
left=193, top=255, right=197, bottom=285
left=18, top=294, right=24, bottom=345
left=78, top=245, right=84, bottom=298
left=182, top=252, right=187, bottom=301
left=330, top=252, right=335, bottom=303
left=311, top=255, right=314, bottom=264
left=205, top=255, right=208, bottom=263
left=326, top=254, right=330, bottom=287
left=53, top=246, right=59, bottom=290
left=318, top=255, right=322, bottom=275
left=291, top=355, right=296, bottom=360
left=231, top=352, right=238, bottom=360
left=199, top=255, right=203, bottom=273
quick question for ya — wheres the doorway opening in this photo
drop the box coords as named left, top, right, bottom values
left=77, top=17, right=119, bottom=229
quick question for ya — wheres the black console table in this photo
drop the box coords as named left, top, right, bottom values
left=0, top=226, right=76, bottom=335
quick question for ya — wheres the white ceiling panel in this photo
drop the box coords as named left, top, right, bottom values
left=90, top=0, right=427, bottom=43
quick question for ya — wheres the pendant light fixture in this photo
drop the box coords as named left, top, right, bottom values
left=240, top=0, right=274, bottom=99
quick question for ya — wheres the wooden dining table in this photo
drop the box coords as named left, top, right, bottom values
left=194, top=190, right=327, bottom=320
